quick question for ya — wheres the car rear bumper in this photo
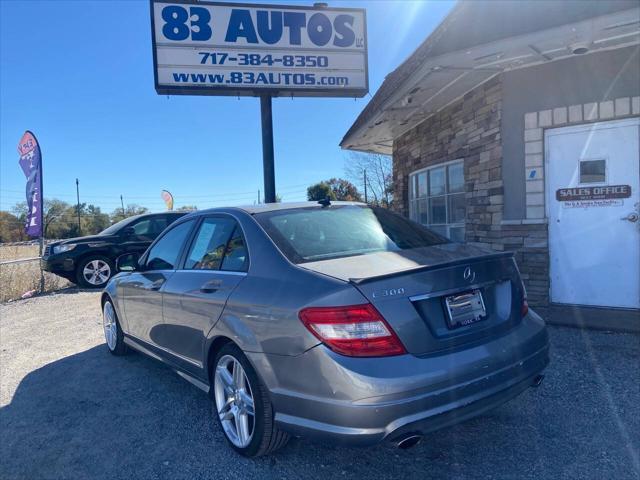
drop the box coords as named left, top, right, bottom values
left=247, top=310, right=549, bottom=446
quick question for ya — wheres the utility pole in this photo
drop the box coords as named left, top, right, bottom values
left=257, top=189, right=261, bottom=204
left=120, top=195, right=125, bottom=217
left=364, top=169, right=368, bottom=203
left=75, top=178, right=81, bottom=235
left=260, top=95, right=276, bottom=203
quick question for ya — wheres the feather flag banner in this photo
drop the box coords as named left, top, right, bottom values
left=17, top=131, right=43, bottom=237
left=161, top=190, right=174, bottom=211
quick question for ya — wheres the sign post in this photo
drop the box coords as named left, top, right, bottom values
left=150, top=0, right=368, bottom=202
left=260, top=95, right=275, bottom=203
left=76, top=178, right=81, bottom=235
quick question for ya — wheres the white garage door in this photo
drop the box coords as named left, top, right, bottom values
left=545, top=118, right=639, bottom=309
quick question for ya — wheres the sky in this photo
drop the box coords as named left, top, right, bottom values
left=0, top=0, right=454, bottom=214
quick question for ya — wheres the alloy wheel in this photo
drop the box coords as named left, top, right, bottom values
left=83, top=260, right=111, bottom=286
left=214, top=355, right=255, bottom=448
left=103, top=302, right=117, bottom=351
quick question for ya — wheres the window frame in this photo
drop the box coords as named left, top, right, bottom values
left=220, top=226, right=250, bottom=272
left=119, top=215, right=150, bottom=237
left=140, top=218, right=198, bottom=272
left=129, top=218, right=152, bottom=236
left=130, top=216, right=168, bottom=238
left=128, top=213, right=183, bottom=238
left=578, top=157, right=608, bottom=186
left=408, top=159, right=466, bottom=241
left=179, top=214, right=250, bottom=273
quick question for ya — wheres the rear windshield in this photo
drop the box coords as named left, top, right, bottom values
left=255, top=205, right=448, bottom=264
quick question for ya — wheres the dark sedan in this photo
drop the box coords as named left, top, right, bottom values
left=101, top=201, right=549, bottom=457
left=42, top=212, right=186, bottom=288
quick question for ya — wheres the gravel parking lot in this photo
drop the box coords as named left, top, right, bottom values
left=1, top=291, right=638, bottom=480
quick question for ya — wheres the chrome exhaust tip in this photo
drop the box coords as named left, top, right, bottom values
left=395, top=433, right=423, bottom=449
left=532, top=374, right=545, bottom=387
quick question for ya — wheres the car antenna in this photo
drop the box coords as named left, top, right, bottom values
left=317, top=197, right=332, bottom=207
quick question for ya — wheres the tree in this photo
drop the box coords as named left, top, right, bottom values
left=8, top=199, right=126, bottom=240
left=324, top=178, right=362, bottom=201
left=176, top=205, right=198, bottom=211
left=43, top=199, right=74, bottom=238
left=307, top=182, right=335, bottom=201
left=344, top=152, right=393, bottom=208
left=110, top=204, right=149, bottom=223
left=0, top=211, right=27, bottom=242
left=11, top=199, right=72, bottom=239
left=82, top=204, right=110, bottom=235
left=307, top=178, right=362, bottom=202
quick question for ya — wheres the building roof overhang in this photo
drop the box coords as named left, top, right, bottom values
left=341, top=2, right=640, bottom=155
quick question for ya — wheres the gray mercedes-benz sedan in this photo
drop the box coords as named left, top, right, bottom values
left=101, top=201, right=549, bottom=457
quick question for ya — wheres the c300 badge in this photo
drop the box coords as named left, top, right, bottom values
left=372, top=288, right=405, bottom=298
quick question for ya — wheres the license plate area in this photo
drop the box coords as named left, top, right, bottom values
left=444, top=289, right=486, bottom=329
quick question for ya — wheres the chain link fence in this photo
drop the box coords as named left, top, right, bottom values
left=0, top=241, right=71, bottom=303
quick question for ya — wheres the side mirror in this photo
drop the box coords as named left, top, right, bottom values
left=121, top=226, right=135, bottom=237
left=116, top=253, right=140, bottom=272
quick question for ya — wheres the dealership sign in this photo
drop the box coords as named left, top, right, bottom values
left=150, top=0, right=368, bottom=97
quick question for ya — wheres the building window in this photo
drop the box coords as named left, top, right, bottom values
left=579, top=159, right=606, bottom=184
left=409, top=160, right=465, bottom=242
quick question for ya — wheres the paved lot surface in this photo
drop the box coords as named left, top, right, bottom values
left=1, top=291, right=639, bottom=480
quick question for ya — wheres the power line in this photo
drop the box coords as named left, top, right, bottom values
left=0, top=182, right=311, bottom=199
left=1, top=190, right=309, bottom=220
left=1, top=189, right=309, bottom=204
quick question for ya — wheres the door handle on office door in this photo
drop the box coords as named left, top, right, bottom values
left=620, top=213, right=638, bottom=223
left=200, top=279, right=222, bottom=293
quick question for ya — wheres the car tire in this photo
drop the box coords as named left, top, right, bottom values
left=102, top=299, right=128, bottom=356
left=76, top=255, right=114, bottom=289
left=212, top=343, right=289, bottom=457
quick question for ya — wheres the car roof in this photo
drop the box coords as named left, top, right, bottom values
left=128, top=211, right=185, bottom=220
left=195, top=201, right=366, bottom=216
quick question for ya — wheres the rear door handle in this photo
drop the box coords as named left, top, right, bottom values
left=147, top=279, right=165, bottom=291
left=200, top=279, right=222, bottom=293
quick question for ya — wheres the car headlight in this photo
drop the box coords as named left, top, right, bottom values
left=53, top=244, right=77, bottom=254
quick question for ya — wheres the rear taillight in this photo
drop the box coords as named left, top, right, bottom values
left=520, top=278, right=529, bottom=317
left=298, top=304, right=406, bottom=357
left=513, top=261, right=529, bottom=318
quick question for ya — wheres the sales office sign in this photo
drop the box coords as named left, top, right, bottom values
left=556, top=184, right=631, bottom=208
left=150, top=0, right=368, bottom=97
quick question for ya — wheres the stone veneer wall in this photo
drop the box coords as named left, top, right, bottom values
left=393, top=74, right=640, bottom=305
left=392, top=75, right=551, bottom=305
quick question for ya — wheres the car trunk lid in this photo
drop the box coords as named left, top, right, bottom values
left=300, top=243, right=525, bottom=355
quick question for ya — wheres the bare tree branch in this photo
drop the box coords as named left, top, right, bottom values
left=344, top=152, right=393, bottom=208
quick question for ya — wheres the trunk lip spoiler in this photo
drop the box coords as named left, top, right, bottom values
left=407, top=279, right=503, bottom=303
left=347, top=251, right=514, bottom=285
